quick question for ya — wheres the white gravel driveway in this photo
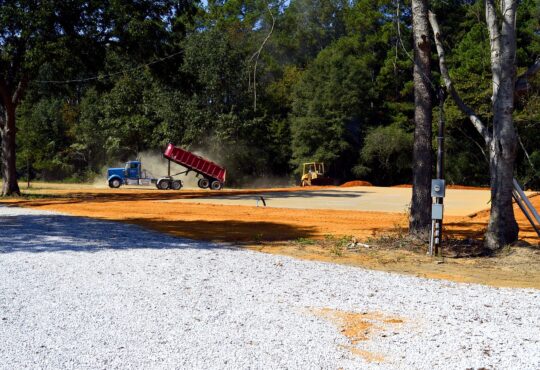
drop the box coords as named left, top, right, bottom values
left=0, top=206, right=538, bottom=369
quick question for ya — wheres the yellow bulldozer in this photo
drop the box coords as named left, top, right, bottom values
left=300, top=162, right=334, bottom=186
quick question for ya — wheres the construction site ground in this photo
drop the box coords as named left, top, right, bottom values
left=2, top=182, right=539, bottom=289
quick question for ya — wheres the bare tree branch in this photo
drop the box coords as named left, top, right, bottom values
left=485, top=0, right=503, bottom=100
left=428, top=10, right=491, bottom=144
left=0, top=78, right=10, bottom=107
left=456, top=126, right=489, bottom=163
left=248, top=1, right=275, bottom=112
left=516, top=128, right=535, bottom=171
left=12, top=77, right=28, bottom=106
left=515, top=57, right=540, bottom=92
left=0, top=79, right=9, bottom=130
left=500, top=0, right=518, bottom=76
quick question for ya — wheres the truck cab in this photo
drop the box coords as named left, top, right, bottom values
left=107, top=161, right=150, bottom=188
left=107, top=160, right=182, bottom=190
left=125, top=161, right=141, bottom=180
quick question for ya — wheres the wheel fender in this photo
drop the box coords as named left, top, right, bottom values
left=108, top=175, right=123, bottom=184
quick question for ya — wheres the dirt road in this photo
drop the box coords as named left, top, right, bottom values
left=161, top=186, right=495, bottom=216
left=2, top=183, right=539, bottom=288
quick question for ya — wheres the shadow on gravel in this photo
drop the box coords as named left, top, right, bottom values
left=0, top=214, right=227, bottom=253
left=0, top=213, right=316, bottom=253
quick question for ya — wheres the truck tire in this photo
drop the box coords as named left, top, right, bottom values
left=210, top=180, right=223, bottom=190
left=109, top=178, right=122, bottom=188
left=157, top=179, right=170, bottom=190
left=171, top=180, right=182, bottom=190
left=198, top=178, right=210, bottom=189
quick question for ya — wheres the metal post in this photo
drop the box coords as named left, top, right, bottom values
left=435, top=88, right=447, bottom=256
left=436, top=88, right=446, bottom=181
left=429, top=220, right=436, bottom=255
left=168, top=159, right=171, bottom=177
left=513, top=178, right=540, bottom=225
left=26, top=157, right=30, bottom=189
left=430, top=87, right=447, bottom=256
left=513, top=178, right=540, bottom=237
left=513, top=190, right=540, bottom=237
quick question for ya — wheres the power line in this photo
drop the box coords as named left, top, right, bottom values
left=34, top=50, right=183, bottom=84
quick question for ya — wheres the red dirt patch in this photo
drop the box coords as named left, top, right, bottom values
left=341, top=180, right=373, bottom=187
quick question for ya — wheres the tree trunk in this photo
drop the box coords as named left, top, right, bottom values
left=484, top=0, right=519, bottom=249
left=409, top=0, right=433, bottom=234
left=430, top=2, right=524, bottom=250
left=1, top=103, right=20, bottom=196
left=486, top=136, right=518, bottom=249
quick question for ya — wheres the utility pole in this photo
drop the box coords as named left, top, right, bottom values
left=26, top=157, right=30, bottom=189
left=429, top=87, right=447, bottom=256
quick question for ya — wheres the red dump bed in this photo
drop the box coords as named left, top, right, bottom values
left=163, top=143, right=226, bottom=183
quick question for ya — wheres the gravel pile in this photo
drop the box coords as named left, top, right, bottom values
left=0, top=206, right=538, bottom=369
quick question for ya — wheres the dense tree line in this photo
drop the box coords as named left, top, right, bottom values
left=1, top=0, right=539, bottom=191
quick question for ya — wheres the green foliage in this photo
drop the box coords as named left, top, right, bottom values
left=358, top=123, right=413, bottom=185
left=289, top=37, right=363, bottom=176
left=5, top=0, right=539, bottom=189
left=17, top=98, right=76, bottom=180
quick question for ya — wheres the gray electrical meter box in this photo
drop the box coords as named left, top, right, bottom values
left=432, top=203, right=444, bottom=220
left=431, top=179, right=446, bottom=198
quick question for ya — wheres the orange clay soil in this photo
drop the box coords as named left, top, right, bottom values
left=310, top=308, right=405, bottom=363
left=2, top=185, right=539, bottom=289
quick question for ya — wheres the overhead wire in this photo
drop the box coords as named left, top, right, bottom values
left=395, top=0, right=437, bottom=92
left=34, top=50, right=183, bottom=84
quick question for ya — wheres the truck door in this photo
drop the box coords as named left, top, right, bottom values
left=126, top=162, right=140, bottom=179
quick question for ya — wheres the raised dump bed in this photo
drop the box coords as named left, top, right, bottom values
left=107, top=144, right=227, bottom=191
left=163, top=143, right=226, bottom=190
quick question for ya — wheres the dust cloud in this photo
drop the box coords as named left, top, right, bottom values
left=139, top=151, right=201, bottom=189
left=92, top=163, right=124, bottom=188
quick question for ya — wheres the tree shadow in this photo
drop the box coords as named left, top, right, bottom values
left=0, top=213, right=316, bottom=253
left=444, top=221, right=487, bottom=239
left=125, top=217, right=317, bottom=243
left=5, top=188, right=372, bottom=208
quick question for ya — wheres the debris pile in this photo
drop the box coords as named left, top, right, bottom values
left=340, top=180, right=373, bottom=187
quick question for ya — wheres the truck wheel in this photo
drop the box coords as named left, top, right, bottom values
left=109, top=178, right=121, bottom=188
left=171, top=180, right=182, bottom=190
left=158, top=179, right=170, bottom=190
left=210, top=180, right=223, bottom=190
left=198, top=178, right=210, bottom=189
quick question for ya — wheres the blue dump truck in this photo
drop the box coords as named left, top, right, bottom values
left=106, top=160, right=184, bottom=190
left=106, top=144, right=227, bottom=190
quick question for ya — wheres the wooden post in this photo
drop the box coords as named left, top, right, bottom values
left=27, top=157, right=30, bottom=189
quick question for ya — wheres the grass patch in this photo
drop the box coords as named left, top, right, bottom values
left=294, top=237, right=317, bottom=246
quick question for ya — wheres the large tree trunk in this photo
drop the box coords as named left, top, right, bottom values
left=429, top=3, right=520, bottom=250
left=409, top=0, right=433, bottom=234
left=484, top=0, right=519, bottom=249
left=0, top=103, right=20, bottom=196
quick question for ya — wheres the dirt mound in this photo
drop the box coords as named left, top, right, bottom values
left=341, top=180, right=373, bottom=187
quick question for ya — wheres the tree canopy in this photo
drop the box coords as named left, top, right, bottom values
left=0, top=0, right=538, bottom=188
